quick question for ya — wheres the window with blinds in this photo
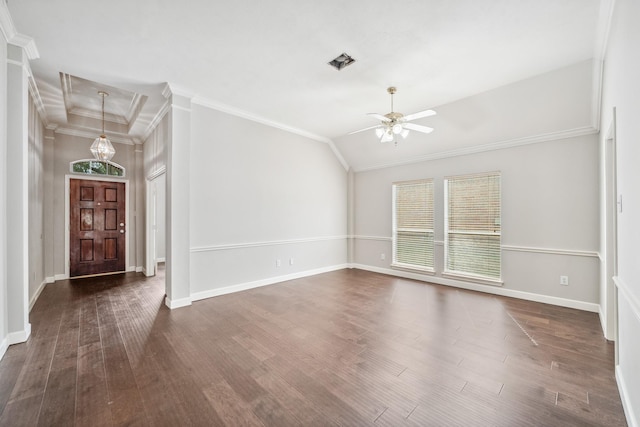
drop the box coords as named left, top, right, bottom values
left=445, top=172, right=501, bottom=281
left=392, top=179, right=434, bottom=271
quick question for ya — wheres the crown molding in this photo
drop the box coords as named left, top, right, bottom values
left=54, top=126, right=135, bottom=145
left=0, top=3, right=39, bottom=59
left=192, top=95, right=333, bottom=145
left=142, top=99, right=170, bottom=143
left=354, top=126, right=598, bottom=172
left=595, top=0, right=616, bottom=61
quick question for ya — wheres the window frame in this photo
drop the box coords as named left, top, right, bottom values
left=70, top=159, right=126, bottom=178
left=391, top=179, right=435, bottom=273
left=444, top=171, right=502, bottom=285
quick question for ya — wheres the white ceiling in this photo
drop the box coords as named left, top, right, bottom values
left=8, top=0, right=604, bottom=148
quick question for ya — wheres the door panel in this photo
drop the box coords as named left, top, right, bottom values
left=70, top=179, right=126, bottom=277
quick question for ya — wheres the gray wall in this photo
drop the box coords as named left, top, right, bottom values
left=0, top=23, right=8, bottom=358
left=188, top=104, right=348, bottom=297
left=27, top=93, right=45, bottom=307
left=600, top=0, right=640, bottom=424
left=347, top=59, right=601, bottom=311
left=353, top=134, right=599, bottom=306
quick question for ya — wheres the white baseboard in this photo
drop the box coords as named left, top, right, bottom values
left=0, top=337, right=8, bottom=362
left=616, top=365, right=638, bottom=427
left=45, top=276, right=55, bottom=284
left=135, top=266, right=144, bottom=273
left=157, top=257, right=166, bottom=263
left=8, top=323, right=31, bottom=345
left=164, top=296, right=192, bottom=309
left=191, top=264, right=349, bottom=302
left=54, top=274, right=67, bottom=281
left=351, top=263, right=600, bottom=313
left=29, top=280, right=47, bottom=312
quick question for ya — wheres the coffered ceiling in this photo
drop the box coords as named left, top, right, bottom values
left=7, top=0, right=606, bottom=149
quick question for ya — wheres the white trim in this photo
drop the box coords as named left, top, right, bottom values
left=191, top=264, right=349, bottom=302
left=355, top=126, right=598, bottom=172
left=55, top=127, right=135, bottom=145
left=351, top=235, right=392, bottom=242
left=350, top=263, right=600, bottom=312
left=7, top=324, right=31, bottom=345
left=164, top=296, right=192, bottom=309
left=147, top=165, right=167, bottom=181
left=29, top=280, right=47, bottom=312
left=352, top=237, right=597, bottom=258
left=0, top=338, right=8, bottom=362
left=595, top=0, right=616, bottom=61
left=615, top=276, right=639, bottom=427
left=326, top=139, right=349, bottom=171
left=192, top=95, right=333, bottom=145
left=190, top=235, right=347, bottom=253
left=615, top=276, right=640, bottom=323
left=54, top=274, right=67, bottom=281
left=142, top=100, right=170, bottom=142
left=501, top=245, right=599, bottom=258
left=156, top=258, right=166, bottom=263
left=0, top=3, right=39, bottom=59
left=616, top=365, right=638, bottom=427
left=45, top=277, right=55, bottom=284
left=65, top=175, right=130, bottom=279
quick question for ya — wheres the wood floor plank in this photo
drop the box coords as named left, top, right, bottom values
left=0, top=267, right=628, bottom=426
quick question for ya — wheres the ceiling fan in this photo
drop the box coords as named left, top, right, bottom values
left=350, top=86, right=436, bottom=143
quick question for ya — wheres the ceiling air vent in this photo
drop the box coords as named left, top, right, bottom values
left=328, top=52, right=355, bottom=70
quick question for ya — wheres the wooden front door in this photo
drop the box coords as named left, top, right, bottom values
left=70, top=179, right=126, bottom=277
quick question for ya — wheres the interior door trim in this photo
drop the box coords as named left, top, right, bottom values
left=64, top=174, right=130, bottom=280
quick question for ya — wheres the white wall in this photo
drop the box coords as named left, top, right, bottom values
left=188, top=104, right=348, bottom=298
left=600, top=0, right=640, bottom=424
left=27, top=94, right=45, bottom=308
left=155, top=172, right=166, bottom=261
left=0, top=19, right=8, bottom=360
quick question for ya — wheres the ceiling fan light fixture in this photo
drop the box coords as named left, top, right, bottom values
left=375, top=127, right=385, bottom=138
left=90, top=91, right=115, bottom=161
left=400, top=128, right=409, bottom=139
left=392, top=123, right=403, bottom=134
left=380, top=131, right=394, bottom=143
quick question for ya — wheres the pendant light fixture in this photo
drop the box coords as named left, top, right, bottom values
left=90, top=91, right=116, bottom=161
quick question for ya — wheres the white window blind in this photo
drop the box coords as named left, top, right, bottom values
left=392, top=180, right=434, bottom=271
left=445, top=172, right=501, bottom=280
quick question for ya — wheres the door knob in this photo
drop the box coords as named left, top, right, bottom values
left=120, top=230, right=125, bottom=234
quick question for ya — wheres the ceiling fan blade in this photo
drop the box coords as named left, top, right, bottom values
left=403, top=123, right=434, bottom=134
left=402, top=109, right=437, bottom=122
left=348, top=124, right=382, bottom=135
left=367, top=113, right=390, bottom=122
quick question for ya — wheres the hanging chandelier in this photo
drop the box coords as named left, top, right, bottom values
left=90, top=91, right=116, bottom=161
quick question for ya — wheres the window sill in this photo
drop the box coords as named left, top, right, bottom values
left=442, top=271, right=503, bottom=287
left=391, top=263, right=435, bottom=275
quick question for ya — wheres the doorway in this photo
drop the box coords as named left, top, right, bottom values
left=145, top=169, right=166, bottom=276
left=66, top=176, right=129, bottom=278
left=604, top=108, right=619, bottom=349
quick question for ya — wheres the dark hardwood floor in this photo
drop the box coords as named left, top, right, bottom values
left=0, top=267, right=627, bottom=426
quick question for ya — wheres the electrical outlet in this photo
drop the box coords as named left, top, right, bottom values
left=289, top=258, right=294, bottom=266
left=380, top=253, right=386, bottom=261
left=560, top=276, right=569, bottom=286
left=276, top=259, right=281, bottom=267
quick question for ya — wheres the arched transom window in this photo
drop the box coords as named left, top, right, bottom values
left=70, top=159, right=125, bottom=177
